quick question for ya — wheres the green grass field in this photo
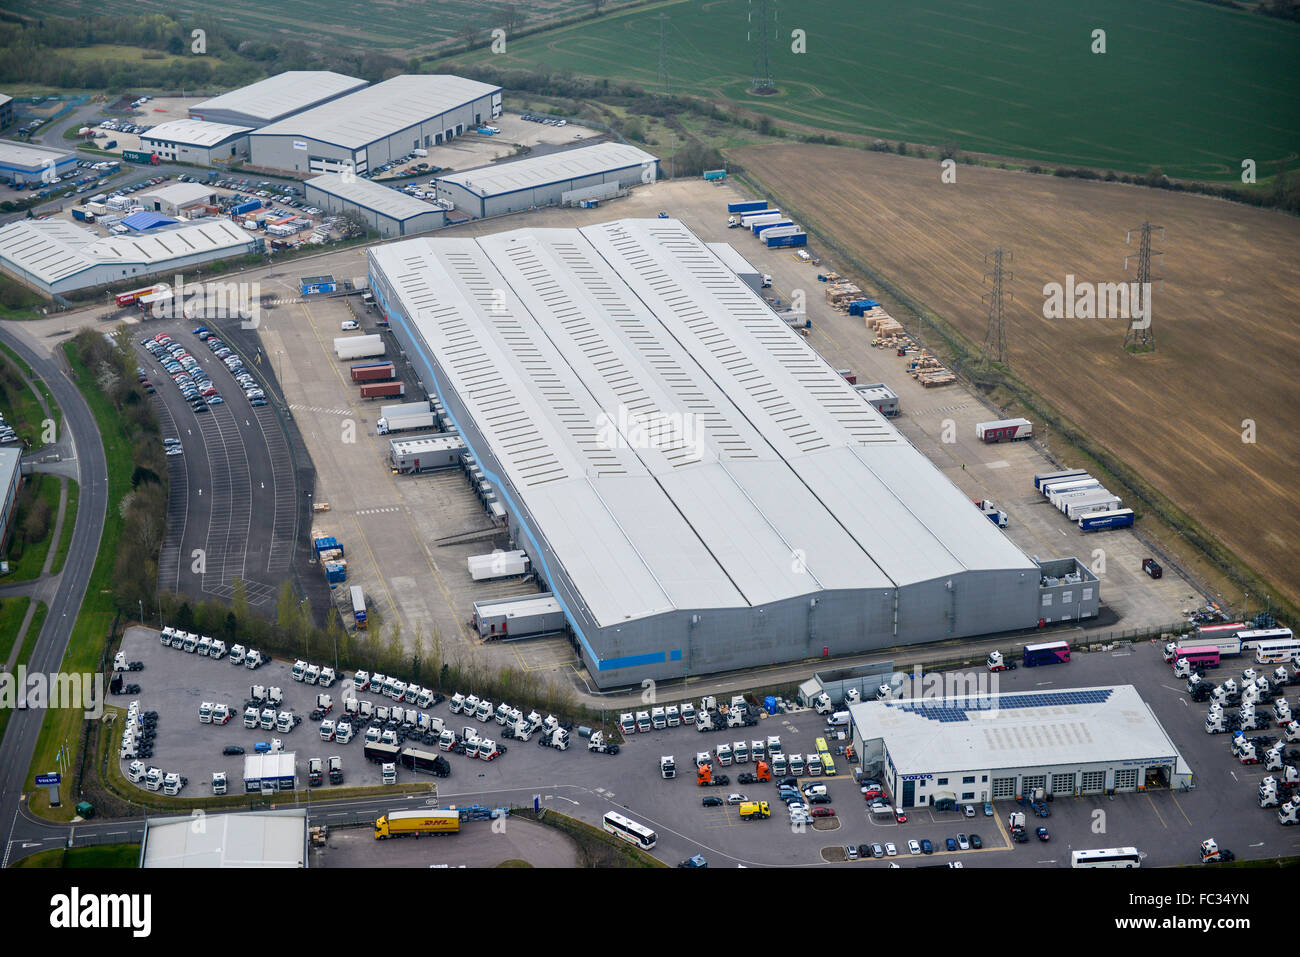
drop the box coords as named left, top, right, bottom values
left=0, top=596, right=32, bottom=663
left=5, top=0, right=601, bottom=56
left=49, top=479, right=78, bottom=576
left=5, top=475, right=64, bottom=582
left=463, top=0, right=1300, bottom=179
left=0, top=600, right=45, bottom=746
left=13, top=843, right=138, bottom=868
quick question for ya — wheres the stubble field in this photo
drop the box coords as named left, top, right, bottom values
left=734, top=144, right=1300, bottom=603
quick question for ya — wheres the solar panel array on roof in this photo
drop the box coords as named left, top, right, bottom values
left=888, top=688, right=1115, bottom=722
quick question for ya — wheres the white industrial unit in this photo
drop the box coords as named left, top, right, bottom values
left=0, top=140, right=77, bottom=185
left=0, top=218, right=260, bottom=296
left=190, top=71, right=369, bottom=127
left=472, top=593, right=565, bottom=639
left=250, top=74, right=501, bottom=175
left=367, top=217, right=1092, bottom=688
left=137, top=182, right=220, bottom=216
left=304, top=173, right=446, bottom=238
left=388, top=433, right=465, bottom=472
left=242, top=752, right=297, bottom=792
left=854, top=382, right=899, bottom=417
left=140, top=118, right=251, bottom=164
left=851, top=685, right=1192, bottom=809
left=434, top=142, right=659, bottom=219
left=140, top=809, right=308, bottom=867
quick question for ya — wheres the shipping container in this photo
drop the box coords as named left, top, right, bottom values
left=752, top=219, right=795, bottom=237
left=703, top=169, right=727, bottom=181
left=350, top=362, right=395, bottom=382
left=975, top=418, right=1033, bottom=442
left=1077, top=508, right=1135, bottom=531
left=360, top=381, right=405, bottom=399
left=230, top=199, right=262, bottom=216
left=727, top=199, right=768, bottom=213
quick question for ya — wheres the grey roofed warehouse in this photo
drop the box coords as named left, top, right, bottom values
left=189, top=70, right=368, bottom=127
left=366, top=217, right=1098, bottom=689
left=304, top=173, right=447, bottom=237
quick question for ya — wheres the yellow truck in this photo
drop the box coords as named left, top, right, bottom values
left=739, top=800, right=770, bottom=821
left=374, top=809, right=460, bottom=839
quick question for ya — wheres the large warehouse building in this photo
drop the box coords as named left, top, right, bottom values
left=0, top=447, right=21, bottom=554
left=850, top=685, right=1193, bottom=808
left=140, top=809, right=307, bottom=867
left=0, top=141, right=76, bottom=186
left=304, top=173, right=446, bottom=237
left=140, top=118, right=251, bottom=165
left=367, top=217, right=1099, bottom=688
left=189, top=71, right=368, bottom=128
left=435, top=142, right=659, bottom=219
left=250, top=75, right=502, bottom=176
left=0, top=218, right=261, bottom=295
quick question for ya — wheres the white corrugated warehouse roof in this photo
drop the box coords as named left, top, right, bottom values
left=306, top=173, right=441, bottom=220
left=254, top=75, right=500, bottom=149
left=191, top=71, right=367, bottom=124
left=850, top=685, right=1185, bottom=775
left=437, top=142, right=656, bottom=197
left=370, top=219, right=1036, bottom=627
left=706, top=241, right=760, bottom=280
left=0, top=140, right=73, bottom=170
left=142, top=118, right=252, bottom=147
left=138, top=182, right=217, bottom=208
left=141, top=810, right=306, bottom=867
left=0, top=218, right=255, bottom=286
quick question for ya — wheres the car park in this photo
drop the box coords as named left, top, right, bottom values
left=908, top=839, right=921, bottom=855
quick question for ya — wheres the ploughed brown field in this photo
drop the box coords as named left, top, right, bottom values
left=734, top=144, right=1300, bottom=604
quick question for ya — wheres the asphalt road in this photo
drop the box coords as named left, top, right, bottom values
left=0, top=325, right=108, bottom=866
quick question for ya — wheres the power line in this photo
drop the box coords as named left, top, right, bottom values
left=749, top=0, right=777, bottom=93
left=1123, top=222, right=1164, bottom=351
left=981, top=247, right=1013, bottom=366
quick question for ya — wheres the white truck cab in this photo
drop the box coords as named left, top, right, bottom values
left=161, top=626, right=177, bottom=647
left=417, top=688, right=435, bottom=709
left=210, top=639, right=227, bottom=659
left=260, top=708, right=276, bottom=730
left=365, top=726, right=381, bottom=744
left=680, top=702, right=696, bottom=724
left=319, top=667, right=336, bottom=687
left=666, top=705, right=681, bottom=727
left=474, top=699, right=493, bottom=722
left=305, top=664, right=321, bottom=685
left=335, top=722, right=353, bottom=744
left=449, top=693, right=466, bottom=714
left=716, top=743, right=733, bottom=765
left=229, top=643, right=245, bottom=665
left=292, top=660, right=307, bottom=681
left=212, top=704, right=231, bottom=725
left=439, top=729, right=457, bottom=750
left=276, top=711, right=294, bottom=733
left=651, top=707, right=667, bottom=729
left=382, top=763, right=397, bottom=785
left=464, top=694, right=480, bottom=715
left=660, top=755, right=676, bottom=779
left=198, top=701, right=214, bottom=723
left=198, top=636, right=213, bottom=656
left=619, top=712, right=636, bottom=735
left=127, top=760, right=145, bottom=783
left=353, top=670, right=370, bottom=691
left=212, top=772, right=227, bottom=795
left=244, top=707, right=259, bottom=728
left=244, top=649, right=262, bottom=669
left=182, top=632, right=198, bottom=653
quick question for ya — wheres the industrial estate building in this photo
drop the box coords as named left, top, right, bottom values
left=367, top=217, right=1097, bottom=688
left=140, top=809, right=307, bottom=867
left=0, top=140, right=76, bottom=185
left=0, top=218, right=260, bottom=295
left=434, top=142, right=658, bottom=219
left=138, top=182, right=219, bottom=216
left=0, top=447, right=21, bottom=554
left=139, top=118, right=252, bottom=165
left=304, top=173, right=446, bottom=237
left=850, top=685, right=1192, bottom=808
left=189, top=71, right=368, bottom=128
left=706, top=241, right=763, bottom=292
left=0, top=93, right=13, bottom=130
left=250, top=75, right=502, bottom=176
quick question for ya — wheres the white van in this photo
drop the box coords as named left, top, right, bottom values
left=341, top=320, right=359, bottom=331
left=828, top=711, right=852, bottom=727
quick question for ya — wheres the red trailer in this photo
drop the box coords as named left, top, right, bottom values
left=115, top=284, right=166, bottom=307
left=350, top=362, right=395, bottom=383
left=360, top=381, right=405, bottom=399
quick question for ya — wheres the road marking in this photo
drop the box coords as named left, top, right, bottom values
left=986, top=461, right=1010, bottom=470
left=1167, top=791, right=1192, bottom=827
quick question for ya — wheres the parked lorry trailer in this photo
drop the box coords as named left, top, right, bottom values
left=468, top=550, right=530, bottom=581
left=1034, top=468, right=1088, bottom=492
left=746, top=213, right=786, bottom=233
left=740, top=210, right=780, bottom=227
left=1064, top=493, right=1123, bottom=520
left=727, top=200, right=769, bottom=213
left=398, top=747, right=451, bottom=777
left=374, top=809, right=459, bottom=838
left=376, top=400, right=435, bottom=435
left=1078, top=508, right=1135, bottom=531
left=765, top=230, right=807, bottom=248
left=334, top=334, right=385, bottom=361
left=350, top=586, right=367, bottom=628
left=350, top=361, right=395, bottom=382
left=364, top=741, right=400, bottom=764
left=976, top=418, right=1033, bottom=443
left=360, top=381, right=405, bottom=399
left=1045, top=477, right=1100, bottom=499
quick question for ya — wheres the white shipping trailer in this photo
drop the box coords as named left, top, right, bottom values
left=740, top=210, right=780, bottom=227
left=1064, top=494, right=1123, bottom=520
left=335, top=334, right=385, bottom=361
left=1041, top=476, right=1096, bottom=497
left=1047, top=479, right=1103, bottom=502
left=467, top=550, right=531, bottom=581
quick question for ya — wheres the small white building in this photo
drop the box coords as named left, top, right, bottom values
left=138, top=182, right=219, bottom=216
left=0, top=140, right=77, bottom=185
left=850, top=684, right=1192, bottom=810
left=140, top=118, right=252, bottom=165
left=140, top=809, right=307, bottom=867
left=434, top=142, right=659, bottom=219
left=305, top=173, right=446, bottom=238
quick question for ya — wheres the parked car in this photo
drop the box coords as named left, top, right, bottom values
left=845, top=844, right=858, bottom=860
left=885, top=842, right=897, bottom=857
left=921, top=839, right=933, bottom=854
left=963, top=804, right=976, bottom=818
left=1036, top=826, right=1050, bottom=842
left=810, top=807, right=835, bottom=818
left=983, top=802, right=994, bottom=817
left=222, top=745, right=244, bottom=755
left=726, top=793, right=747, bottom=805
left=908, top=839, right=921, bottom=855
left=957, top=833, right=970, bottom=850
left=871, top=843, right=884, bottom=859
left=945, top=837, right=957, bottom=851
left=702, top=796, right=722, bottom=807
left=970, top=834, right=983, bottom=849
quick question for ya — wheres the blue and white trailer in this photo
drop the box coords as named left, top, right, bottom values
left=752, top=218, right=794, bottom=236
left=765, top=231, right=807, bottom=248
left=1078, top=508, right=1135, bottom=531
left=1034, top=468, right=1088, bottom=492
left=727, top=200, right=768, bottom=213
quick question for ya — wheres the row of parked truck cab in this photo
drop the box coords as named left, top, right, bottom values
left=353, top=669, right=440, bottom=708
left=291, top=659, right=337, bottom=687
left=160, top=627, right=268, bottom=670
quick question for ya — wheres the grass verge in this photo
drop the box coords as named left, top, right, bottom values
left=24, top=344, right=124, bottom=810
left=13, top=843, right=139, bottom=868
left=0, top=596, right=32, bottom=662
left=5, top=475, right=63, bottom=581
left=521, top=809, right=666, bottom=868
left=48, top=479, right=78, bottom=576
left=0, top=600, right=45, bottom=746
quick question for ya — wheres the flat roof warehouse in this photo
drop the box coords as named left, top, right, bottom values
left=368, top=217, right=1073, bottom=688
left=438, top=142, right=658, bottom=199
left=189, top=71, right=369, bottom=126
left=305, top=173, right=442, bottom=221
